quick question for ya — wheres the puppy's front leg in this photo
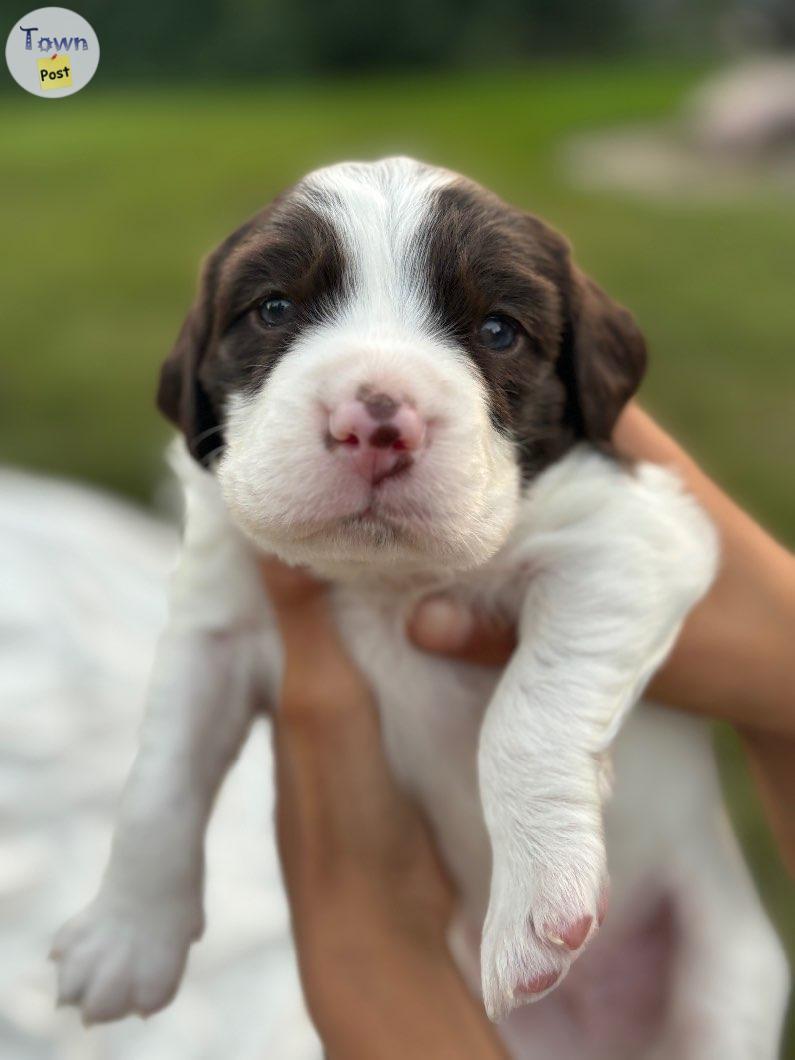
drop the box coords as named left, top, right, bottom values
left=52, top=451, right=269, bottom=1023
left=478, top=584, right=610, bottom=1021
left=478, top=460, right=718, bottom=1021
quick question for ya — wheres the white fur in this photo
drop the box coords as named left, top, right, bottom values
left=53, top=158, right=789, bottom=1055
left=303, top=157, right=455, bottom=338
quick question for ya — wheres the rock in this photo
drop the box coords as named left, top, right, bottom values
left=687, top=59, right=795, bottom=156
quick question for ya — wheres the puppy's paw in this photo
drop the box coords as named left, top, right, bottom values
left=51, top=892, right=203, bottom=1023
left=480, top=840, right=607, bottom=1021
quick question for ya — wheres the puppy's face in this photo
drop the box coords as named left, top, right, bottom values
left=159, top=158, right=645, bottom=576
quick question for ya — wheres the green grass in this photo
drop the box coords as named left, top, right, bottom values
left=2, top=61, right=793, bottom=1046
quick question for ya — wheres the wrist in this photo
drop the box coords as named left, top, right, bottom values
left=301, top=923, right=504, bottom=1060
left=298, top=898, right=449, bottom=998
left=300, top=917, right=449, bottom=1048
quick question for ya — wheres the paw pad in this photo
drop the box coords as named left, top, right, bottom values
left=515, top=970, right=560, bottom=998
left=545, top=914, right=593, bottom=951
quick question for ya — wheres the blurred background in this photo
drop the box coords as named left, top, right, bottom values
left=1, top=0, right=793, bottom=1055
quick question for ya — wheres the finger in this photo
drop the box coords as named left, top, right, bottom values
left=259, top=556, right=326, bottom=612
left=259, top=556, right=339, bottom=651
left=260, top=557, right=377, bottom=725
left=407, top=596, right=516, bottom=667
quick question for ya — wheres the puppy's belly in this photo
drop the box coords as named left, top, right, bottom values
left=498, top=892, right=678, bottom=1060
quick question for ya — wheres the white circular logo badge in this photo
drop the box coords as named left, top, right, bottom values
left=5, top=7, right=99, bottom=98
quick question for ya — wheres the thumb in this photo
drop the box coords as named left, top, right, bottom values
left=407, top=596, right=516, bottom=667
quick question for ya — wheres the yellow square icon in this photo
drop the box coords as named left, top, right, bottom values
left=37, top=54, right=73, bottom=91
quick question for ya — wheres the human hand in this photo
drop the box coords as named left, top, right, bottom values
left=261, top=558, right=506, bottom=1059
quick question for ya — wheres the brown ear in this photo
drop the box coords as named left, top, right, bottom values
left=562, top=266, right=647, bottom=442
left=157, top=249, right=226, bottom=465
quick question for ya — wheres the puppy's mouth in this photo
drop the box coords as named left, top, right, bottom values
left=345, top=494, right=433, bottom=529
left=319, top=497, right=438, bottom=553
left=336, top=503, right=403, bottom=537
left=350, top=503, right=376, bottom=522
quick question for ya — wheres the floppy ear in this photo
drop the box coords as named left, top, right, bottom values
left=157, top=253, right=224, bottom=465
left=561, top=265, right=647, bottom=443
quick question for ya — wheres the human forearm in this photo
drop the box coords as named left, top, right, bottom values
left=614, top=403, right=795, bottom=733
left=614, top=406, right=795, bottom=873
left=301, top=920, right=506, bottom=1060
left=739, top=729, right=795, bottom=877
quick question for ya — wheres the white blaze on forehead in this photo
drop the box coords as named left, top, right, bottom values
left=299, top=157, right=456, bottom=333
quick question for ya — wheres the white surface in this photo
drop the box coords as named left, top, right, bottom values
left=0, top=469, right=320, bottom=1059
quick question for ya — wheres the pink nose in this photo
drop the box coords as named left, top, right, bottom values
left=327, top=390, right=425, bottom=485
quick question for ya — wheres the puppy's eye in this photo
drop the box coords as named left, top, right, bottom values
left=257, top=295, right=295, bottom=327
left=478, top=314, right=519, bottom=351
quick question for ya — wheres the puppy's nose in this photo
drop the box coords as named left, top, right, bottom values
left=327, top=391, right=425, bottom=484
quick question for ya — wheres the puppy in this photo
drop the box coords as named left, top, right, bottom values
left=52, top=158, right=789, bottom=1057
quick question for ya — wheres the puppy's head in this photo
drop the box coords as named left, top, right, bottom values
left=159, top=157, right=645, bottom=576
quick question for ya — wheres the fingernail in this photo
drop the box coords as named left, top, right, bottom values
left=410, top=596, right=474, bottom=652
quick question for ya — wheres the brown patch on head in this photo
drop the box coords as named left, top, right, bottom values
left=421, top=177, right=646, bottom=478
left=157, top=189, right=347, bottom=463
